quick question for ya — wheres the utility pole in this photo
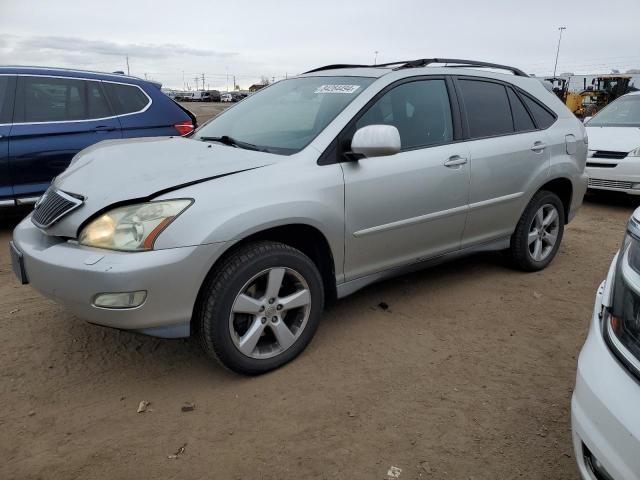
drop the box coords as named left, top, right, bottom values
left=553, top=27, right=566, bottom=77
left=233, top=75, right=236, bottom=90
left=201, top=73, right=205, bottom=91
left=194, top=76, right=199, bottom=91
left=126, top=56, right=130, bottom=75
left=374, top=50, right=379, bottom=65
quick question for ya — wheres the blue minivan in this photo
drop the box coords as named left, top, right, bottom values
left=0, top=67, right=196, bottom=206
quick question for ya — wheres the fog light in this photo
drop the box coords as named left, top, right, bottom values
left=93, top=291, right=147, bottom=309
left=632, top=183, right=640, bottom=190
left=583, top=444, right=614, bottom=480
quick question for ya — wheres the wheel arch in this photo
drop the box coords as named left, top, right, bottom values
left=191, top=223, right=338, bottom=334
left=536, top=176, right=573, bottom=224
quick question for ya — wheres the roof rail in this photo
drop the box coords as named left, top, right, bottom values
left=304, top=64, right=372, bottom=74
left=303, top=58, right=528, bottom=77
left=394, top=58, right=529, bottom=77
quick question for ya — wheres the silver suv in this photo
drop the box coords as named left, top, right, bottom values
left=10, top=58, right=588, bottom=374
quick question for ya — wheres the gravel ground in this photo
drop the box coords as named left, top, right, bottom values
left=0, top=101, right=637, bottom=479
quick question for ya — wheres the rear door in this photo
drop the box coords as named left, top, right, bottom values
left=9, top=75, right=122, bottom=200
left=0, top=76, right=16, bottom=204
left=456, top=78, right=551, bottom=247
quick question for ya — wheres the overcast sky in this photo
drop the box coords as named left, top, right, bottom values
left=1, top=0, right=639, bottom=90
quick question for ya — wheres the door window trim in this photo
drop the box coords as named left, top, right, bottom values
left=7, top=74, right=152, bottom=126
left=451, top=75, right=558, bottom=142
left=318, top=75, right=464, bottom=165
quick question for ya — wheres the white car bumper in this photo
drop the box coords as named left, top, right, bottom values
left=586, top=155, right=640, bottom=194
left=571, top=281, right=640, bottom=479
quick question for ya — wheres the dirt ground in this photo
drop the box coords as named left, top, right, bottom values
left=1, top=102, right=638, bottom=479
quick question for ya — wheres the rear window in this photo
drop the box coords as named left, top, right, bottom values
left=16, top=76, right=112, bottom=123
left=458, top=79, right=514, bottom=138
left=521, top=93, right=556, bottom=129
left=507, top=87, right=535, bottom=132
left=103, top=83, right=150, bottom=115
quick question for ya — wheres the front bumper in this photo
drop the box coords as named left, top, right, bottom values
left=586, top=157, right=640, bottom=195
left=11, top=215, right=227, bottom=337
left=571, top=281, right=640, bottom=479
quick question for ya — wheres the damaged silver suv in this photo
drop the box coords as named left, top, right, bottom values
left=10, top=59, right=588, bottom=374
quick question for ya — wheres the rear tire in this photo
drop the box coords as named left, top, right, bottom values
left=197, top=241, right=324, bottom=375
left=509, top=190, right=565, bottom=271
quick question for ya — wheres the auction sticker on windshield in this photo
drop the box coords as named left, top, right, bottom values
left=314, top=85, right=361, bottom=94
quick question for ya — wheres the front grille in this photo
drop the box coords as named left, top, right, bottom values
left=588, top=178, right=634, bottom=190
left=31, top=188, right=83, bottom=228
left=592, top=150, right=628, bottom=159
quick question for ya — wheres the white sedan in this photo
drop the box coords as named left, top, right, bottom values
left=572, top=207, right=640, bottom=479
left=585, top=91, right=640, bottom=194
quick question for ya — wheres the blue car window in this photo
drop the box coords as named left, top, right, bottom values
left=103, top=83, right=149, bottom=115
left=17, top=76, right=113, bottom=123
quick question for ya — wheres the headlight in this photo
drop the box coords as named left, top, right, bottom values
left=629, top=146, right=640, bottom=157
left=79, top=199, right=192, bottom=251
left=606, top=216, right=640, bottom=376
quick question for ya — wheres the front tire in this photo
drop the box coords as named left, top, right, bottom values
left=509, top=190, right=565, bottom=271
left=197, top=241, right=324, bottom=375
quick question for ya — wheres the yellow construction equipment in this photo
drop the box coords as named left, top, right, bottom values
left=547, top=75, right=633, bottom=118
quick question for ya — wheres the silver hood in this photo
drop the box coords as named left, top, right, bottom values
left=44, top=136, right=275, bottom=237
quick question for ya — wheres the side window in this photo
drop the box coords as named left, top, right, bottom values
left=507, top=87, right=535, bottom=131
left=521, top=94, right=556, bottom=129
left=458, top=79, right=513, bottom=138
left=356, top=79, right=453, bottom=150
left=103, top=83, right=150, bottom=115
left=16, top=77, right=112, bottom=122
left=0, top=76, right=15, bottom=123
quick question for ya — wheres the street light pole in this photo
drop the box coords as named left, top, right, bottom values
left=553, top=26, right=566, bottom=77
left=374, top=50, right=379, bottom=65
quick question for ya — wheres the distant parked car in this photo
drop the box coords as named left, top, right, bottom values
left=221, top=92, right=243, bottom=102
left=584, top=91, right=640, bottom=194
left=0, top=67, right=196, bottom=206
left=220, top=92, right=233, bottom=102
left=201, top=90, right=221, bottom=102
left=572, top=207, right=640, bottom=479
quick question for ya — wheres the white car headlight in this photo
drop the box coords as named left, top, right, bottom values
left=79, top=199, right=193, bottom=251
left=629, top=146, right=640, bottom=157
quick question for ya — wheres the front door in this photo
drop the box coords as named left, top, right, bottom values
left=342, top=78, right=470, bottom=280
left=9, top=75, right=122, bottom=200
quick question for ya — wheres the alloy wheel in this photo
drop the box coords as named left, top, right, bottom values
left=528, top=203, right=560, bottom=262
left=228, top=267, right=311, bottom=359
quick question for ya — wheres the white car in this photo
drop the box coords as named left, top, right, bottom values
left=572, top=207, right=640, bottom=479
left=585, top=91, right=640, bottom=194
left=220, top=93, right=233, bottom=102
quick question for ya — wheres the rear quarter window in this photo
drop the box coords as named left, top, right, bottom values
left=103, top=83, right=150, bottom=115
left=507, top=87, right=536, bottom=132
left=521, top=93, right=556, bottom=129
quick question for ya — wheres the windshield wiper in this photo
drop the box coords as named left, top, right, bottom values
left=199, top=135, right=265, bottom=152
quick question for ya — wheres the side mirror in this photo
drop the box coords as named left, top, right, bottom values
left=583, top=116, right=592, bottom=124
left=351, top=125, right=401, bottom=158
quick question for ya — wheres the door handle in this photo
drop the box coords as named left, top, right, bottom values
left=531, top=141, right=547, bottom=153
left=93, top=126, right=116, bottom=132
left=444, top=155, right=468, bottom=168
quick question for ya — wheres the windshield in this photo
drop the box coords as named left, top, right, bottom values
left=588, top=95, right=640, bottom=127
left=195, top=76, right=375, bottom=154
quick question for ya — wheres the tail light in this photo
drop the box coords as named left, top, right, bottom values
left=174, top=121, right=194, bottom=136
